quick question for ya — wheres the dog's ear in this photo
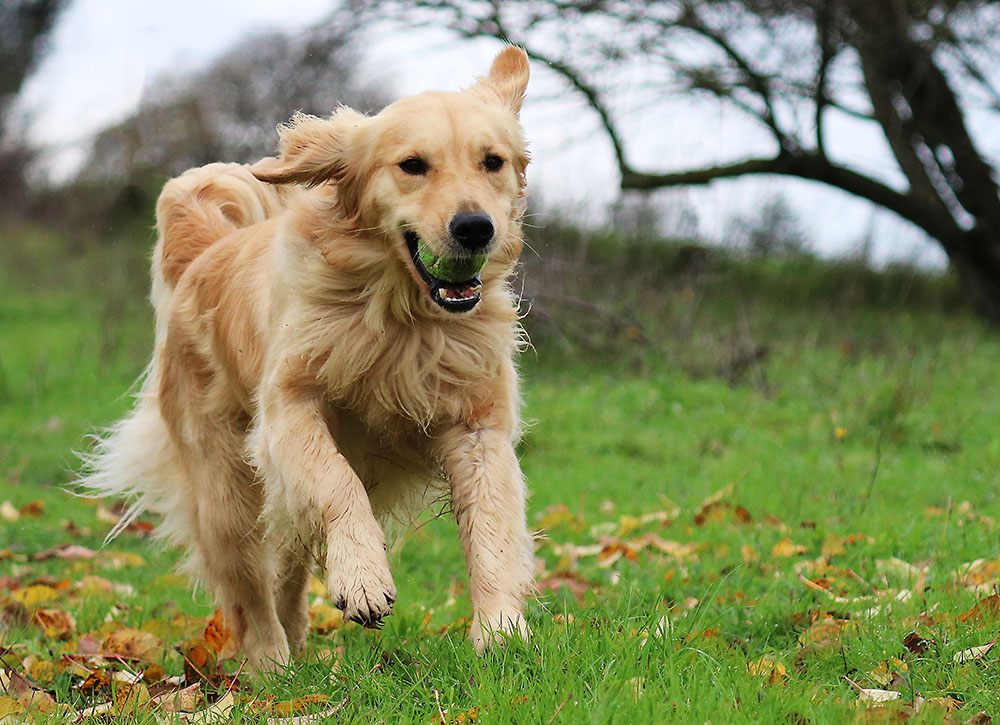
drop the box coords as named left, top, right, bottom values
left=474, top=45, right=530, bottom=115
left=252, top=109, right=369, bottom=216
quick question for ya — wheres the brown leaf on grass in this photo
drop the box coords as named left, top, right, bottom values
left=10, top=584, right=59, bottom=607
left=269, top=694, right=331, bottom=717
left=953, top=556, right=1000, bottom=592
left=101, top=627, right=165, bottom=663
left=958, top=594, right=1000, bottom=625
left=866, top=659, right=907, bottom=687
left=642, top=534, right=699, bottom=560
left=18, top=500, right=45, bottom=518
left=79, top=669, right=113, bottom=698
left=188, top=689, right=236, bottom=723
left=963, top=711, right=993, bottom=724
left=821, top=534, right=847, bottom=558
left=0, top=668, right=34, bottom=696
left=32, top=543, right=97, bottom=561
left=141, top=663, right=166, bottom=685
left=32, top=607, right=76, bottom=639
left=693, top=501, right=731, bottom=526
left=597, top=541, right=639, bottom=567
left=179, top=640, right=221, bottom=685
left=953, top=636, right=997, bottom=663
left=110, top=681, right=152, bottom=716
left=536, top=503, right=585, bottom=532
left=798, top=616, right=848, bottom=647
left=204, top=609, right=233, bottom=655
left=266, top=700, right=349, bottom=725
left=858, top=688, right=901, bottom=703
left=772, top=537, right=808, bottom=558
left=151, top=682, right=204, bottom=713
left=902, top=631, right=933, bottom=655
left=747, top=655, right=788, bottom=685
left=535, top=571, right=598, bottom=604
left=25, top=657, right=56, bottom=686
left=309, top=603, right=344, bottom=634
left=0, top=695, right=24, bottom=720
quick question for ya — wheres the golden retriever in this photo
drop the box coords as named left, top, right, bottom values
left=82, top=47, right=534, bottom=669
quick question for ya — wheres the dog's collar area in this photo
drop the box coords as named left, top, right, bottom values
left=404, top=231, right=482, bottom=313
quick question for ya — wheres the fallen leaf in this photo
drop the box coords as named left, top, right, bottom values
left=18, top=500, right=44, bottom=518
left=152, top=682, right=204, bottom=713
left=0, top=695, right=24, bottom=719
left=188, top=690, right=236, bottom=724
left=111, top=681, right=151, bottom=716
left=536, top=504, right=585, bottom=532
left=536, top=571, right=598, bottom=604
left=866, top=659, right=907, bottom=687
left=858, top=688, right=901, bottom=703
left=902, top=631, right=932, bottom=655
left=626, top=676, right=644, bottom=701
left=204, top=609, right=233, bottom=655
left=33, top=607, right=76, bottom=639
left=32, top=543, right=97, bottom=561
left=180, top=640, right=220, bottom=685
left=10, top=584, right=59, bottom=607
left=771, top=537, right=808, bottom=558
left=959, top=594, right=1000, bottom=625
left=0, top=501, right=20, bottom=522
left=821, top=533, right=846, bottom=558
left=309, top=603, right=344, bottom=634
left=748, top=655, right=788, bottom=685
left=953, top=637, right=996, bottom=663
left=101, top=627, right=165, bottom=663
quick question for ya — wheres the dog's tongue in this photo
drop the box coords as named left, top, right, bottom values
left=442, top=282, right=478, bottom=300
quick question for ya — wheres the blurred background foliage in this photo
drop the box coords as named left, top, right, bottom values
left=0, top=0, right=997, bottom=355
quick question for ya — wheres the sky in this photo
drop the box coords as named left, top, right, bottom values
left=18, top=0, right=949, bottom=268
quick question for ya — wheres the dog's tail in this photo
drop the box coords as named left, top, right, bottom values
left=77, top=378, right=189, bottom=544
left=80, top=164, right=285, bottom=543
left=153, top=162, right=286, bottom=293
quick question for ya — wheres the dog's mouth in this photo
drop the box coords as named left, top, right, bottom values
left=405, top=231, right=483, bottom=313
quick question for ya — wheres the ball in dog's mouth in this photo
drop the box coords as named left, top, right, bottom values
left=405, top=231, right=485, bottom=313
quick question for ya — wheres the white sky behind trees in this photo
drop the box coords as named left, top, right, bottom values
left=18, top=0, right=947, bottom=268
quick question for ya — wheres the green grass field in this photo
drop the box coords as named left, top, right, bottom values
left=1, top=225, right=999, bottom=722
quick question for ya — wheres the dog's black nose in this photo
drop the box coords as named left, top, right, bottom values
left=449, top=212, right=494, bottom=250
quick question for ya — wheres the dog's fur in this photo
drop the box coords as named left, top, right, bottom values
left=81, top=47, right=534, bottom=668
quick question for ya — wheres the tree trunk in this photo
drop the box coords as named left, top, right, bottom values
left=845, top=1, right=1000, bottom=321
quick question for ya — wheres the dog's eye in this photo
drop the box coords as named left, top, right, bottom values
left=398, top=157, right=428, bottom=175
left=483, top=155, right=504, bottom=172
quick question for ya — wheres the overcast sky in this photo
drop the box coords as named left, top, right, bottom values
left=19, top=0, right=948, bottom=268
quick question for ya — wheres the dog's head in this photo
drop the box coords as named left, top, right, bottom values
left=252, top=47, right=530, bottom=315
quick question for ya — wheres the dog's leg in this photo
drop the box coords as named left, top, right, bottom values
left=275, top=538, right=313, bottom=654
left=437, top=423, right=533, bottom=652
left=182, top=441, right=290, bottom=671
left=253, top=393, right=396, bottom=628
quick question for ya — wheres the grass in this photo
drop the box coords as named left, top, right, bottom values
left=1, top=223, right=1000, bottom=722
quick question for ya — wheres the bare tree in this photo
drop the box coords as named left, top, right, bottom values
left=81, top=25, right=387, bottom=183
left=0, top=0, right=66, bottom=218
left=357, top=0, right=1000, bottom=320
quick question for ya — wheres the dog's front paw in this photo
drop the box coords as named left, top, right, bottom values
left=242, top=631, right=291, bottom=674
left=471, top=609, right=529, bottom=653
left=326, top=550, right=397, bottom=628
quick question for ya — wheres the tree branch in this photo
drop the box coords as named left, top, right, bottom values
left=674, top=3, right=793, bottom=150
left=450, top=9, right=633, bottom=178
left=621, top=152, right=962, bottom=248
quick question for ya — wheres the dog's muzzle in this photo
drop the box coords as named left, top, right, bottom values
left=405, top=230, right=485, bottom=313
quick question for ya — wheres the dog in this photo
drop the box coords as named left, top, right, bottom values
left=81, top=46, right=534, bottom=669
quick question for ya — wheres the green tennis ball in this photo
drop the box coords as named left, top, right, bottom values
left=417, top=241, right=487, bottom=282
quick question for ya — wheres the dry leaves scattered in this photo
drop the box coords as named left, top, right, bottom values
left=534, top=484, right=1000, bottom=720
